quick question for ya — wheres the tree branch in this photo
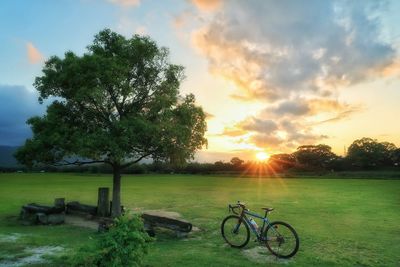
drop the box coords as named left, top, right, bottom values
left=53, top=159, right=106, bottom=167
left=120, top=153, right=152, bottom=169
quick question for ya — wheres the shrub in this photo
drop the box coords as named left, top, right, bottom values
left=72, top=213, right=153, bottom=267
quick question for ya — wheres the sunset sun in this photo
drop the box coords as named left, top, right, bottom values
left=255, top=151, right=269, bottom=161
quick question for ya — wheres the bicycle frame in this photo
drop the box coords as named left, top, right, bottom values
left=224, top=203, right=300, bottom=258
left=237, top=208, right=280, bottom=241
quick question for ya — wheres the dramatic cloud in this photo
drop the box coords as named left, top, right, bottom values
left=0, top=85, right=45, bottom=146
left=193, top=0, right=397, bottom=152
left=219, top=96, right=358, bottom=151
left=26, top=42, right=43, bottom=64
left=193, top=0, right=395, bottom=101
left=108, top=0, right=140, bottom=7
left=227, top=116, right=329, bottom=151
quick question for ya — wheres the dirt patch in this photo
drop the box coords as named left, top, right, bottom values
left=242, top=246, right=292, bottom=265
left=0, top=246, right=63, bottom=267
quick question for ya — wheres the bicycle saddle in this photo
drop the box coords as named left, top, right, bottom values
left=262, top=207, right=274, bottom=212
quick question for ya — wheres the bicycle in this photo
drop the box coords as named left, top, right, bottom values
left=221, top=201, right=299, bottom=259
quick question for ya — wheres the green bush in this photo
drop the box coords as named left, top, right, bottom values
left=72, top=213, right=153, bottom=267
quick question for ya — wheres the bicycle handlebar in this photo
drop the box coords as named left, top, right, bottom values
left=228, top=201, right=246, bottom=215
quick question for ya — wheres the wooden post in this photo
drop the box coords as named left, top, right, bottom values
left=54, top=198, right=65, bottom=209
left=97, top=187, right=110, bottom=217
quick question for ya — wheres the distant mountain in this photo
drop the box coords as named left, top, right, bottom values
left=0, top=146, right=20, bottom=167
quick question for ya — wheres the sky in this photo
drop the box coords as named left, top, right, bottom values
left=0, top=0, right=399, bottom=162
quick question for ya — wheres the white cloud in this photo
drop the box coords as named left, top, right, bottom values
left=193, top=0, right=395, bottom=101
left=193, top=0, right=397, bottom=151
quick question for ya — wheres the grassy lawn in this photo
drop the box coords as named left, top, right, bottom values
left=0, top=173, right=399, bottom=266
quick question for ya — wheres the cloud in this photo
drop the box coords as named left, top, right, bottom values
left=26, top=42, right=44, bottom=64
left=241, top=117, right=328, bottom=151
left=220, top=128, right=246, bottom=137
left=107, top=0, right=140, bottom=7
left=193, top=0, right=396, bottom=152
left=249, top=134, right=284, bottom=149
left=315, top=108, right=361, bottom=124
left=263, top=98, right=351, bottom=117
left=239, top=117, right=278, bottom=133
left=269, top=100, right=310, bottom=116
left=191, top=0, right=222, bottom=12
left=193, top=0, right=395, bottom=101
left=172, top=10, right=194, bottom=29
left=225, top=100, right=351, bottom=151
left=381, top=60, right=400, bottom=77
left=0, top=85, right=45, bottom=146
left=204, top=112, right=215, bottom=119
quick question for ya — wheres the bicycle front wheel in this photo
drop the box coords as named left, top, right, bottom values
left=221, top=215, right=250, bottom=248
left=264, top=221, right=299, bottom=258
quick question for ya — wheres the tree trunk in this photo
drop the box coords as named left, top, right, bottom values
left=111, top=164, right=122, bottom=217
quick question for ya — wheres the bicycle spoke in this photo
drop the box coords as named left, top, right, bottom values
left=221, top=215, right=250, bottom=248
left=264, top=222, right=299, bottom=258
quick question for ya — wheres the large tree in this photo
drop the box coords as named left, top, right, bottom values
left=268, top=153, right=296, bottom=171
left=347, top=137, right=396, bottom=168
left=293, top=144, right=337, bottom=169
left=15, top=29, right=207, bottom=217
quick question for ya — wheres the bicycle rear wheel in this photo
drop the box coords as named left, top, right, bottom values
left=264, top=221, right=299, bottom=258
left=221, top=215, right=250, bottom=248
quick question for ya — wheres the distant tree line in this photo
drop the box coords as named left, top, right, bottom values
left=3, top=137, right=399, bottom=174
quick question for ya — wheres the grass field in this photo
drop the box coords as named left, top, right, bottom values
left=0, top=173, right=399, bottom=266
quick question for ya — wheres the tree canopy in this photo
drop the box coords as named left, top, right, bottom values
left=16, top=29, right=207, bottom=216
left=347, top=137, right=396, bottom=168
left=293, top=144, right=337, bottom=169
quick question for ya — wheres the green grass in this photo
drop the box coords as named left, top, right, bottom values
left=0, top=173, right=399, bottom=266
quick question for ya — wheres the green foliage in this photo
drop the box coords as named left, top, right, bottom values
left=293, top=144, right=337, bottom=169
left=268, top=153, right=296, bottom=171
left=15, top=28, right=207, bottom=168
left=230, top=157, right=244, bottom=167
left=72, top=213, right=152, bottom=267
left=391, top=148, right=400, bottom=166
left=347, top=137, right=397, bottom=168
left=15, top=28, right=207, bottom=216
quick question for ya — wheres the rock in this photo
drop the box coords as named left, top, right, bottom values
left=19, top=209, right=37, bottom=225
left=19, top=199, right=66, bottom=225
left=37, top=213, right=48, bottom=224
left=47, top=213, right=65, bottom=224
left=141, top=212, right=193, bottom=235
left=22, top=203, right=64, bottom=215
left=66, top=201, right=97, bottom=215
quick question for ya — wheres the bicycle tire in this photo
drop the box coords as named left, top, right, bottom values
left=264, top=221, right=299, bottom=258
left=221, top=215, right=250, bottom=248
